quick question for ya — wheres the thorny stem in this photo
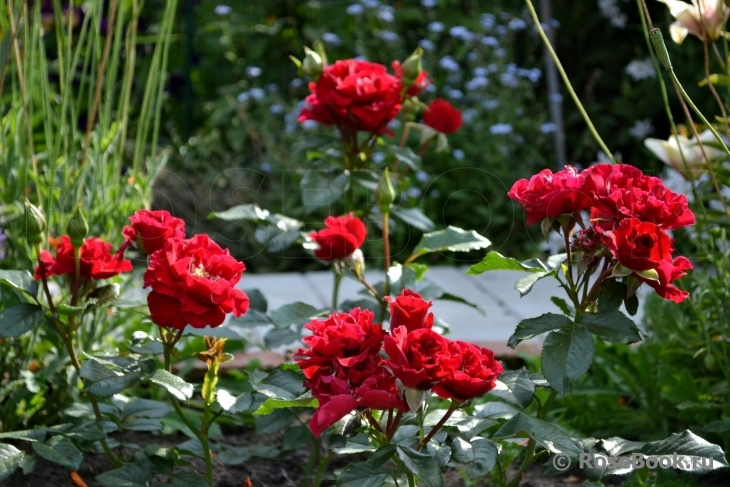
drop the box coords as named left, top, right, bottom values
left=524, top=0, right=615, bottom=163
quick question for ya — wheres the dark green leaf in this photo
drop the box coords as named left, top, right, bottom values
left=452, top=437, right=474, bottom=463
left=542, top=327, right=595, bottom=395
left=455, top=418, right=498, bottom=440
left=387, top=146, right=422, bottom=171
left=271, top=302, right=321, bottom=328
left=96, top=465, right=150, bottom=487
left=467, top=251, right=546, bottom=275
left=209, top=204, right=269, bottom=222
left=339, top=298, right=380, bottom=315
left=640, top=430, right=729, bottom=472
left=397, top=446, right=443, bottom=487
left=410, top=226, right=490, bottom=261
left=264, top=328, right=301, bottom=349
left=369, top=444, right=397, bottom=468
left=336, top=461, right=391, bottom=487
left=0, top=303, right=44, bottom=338
left=147, top=369, right=194, bottom=401
left=282, top=426, right=311, bottom=451
left=220, top=391, right=254, bottom=414
left=80, top=360, right=141, bottom=397
left=515, top=271, right=553, bottom=297
left=172, top=471, right=209, bottom=487
left=300, top=170, right=347, bottom=210
left=488, top=367, right=535, bottom=408
left=254, top=397, right=318, bottom=415
left=597, top=280, right=626, bottom=312
left=0, top=430, right=45, bottom=442
left=0, top=270, right=37, bottom=296
left=551, top=296, right=573, bottom=317
left=578, top=310, right=641, bottom=344
left=392, top=207, right=435, bottom=232
left=232, top=309, right=273, bottom=327
left=255, top=408, right=296, bottom=435
left=32, top=436, right=83, bottom=470
left=124, top=418, right=163, bottom=432
left=129, top=332, right=164, bottom=355
left=625, top=294, right=639, bottom=316
left=121, top=399, right=170, bottom=420
left=184, top=324, right=244, bottom=340
left=262, top=369, right=306, bottom=396
left=244, top=288, right=268, bottom=312
left=0, top=443, right=23, bottom=482
left=493, top=412, right=582, bottom=457
left=507, top=313, right=572, bottom=348
left=466, top=438, right=498, bottom=477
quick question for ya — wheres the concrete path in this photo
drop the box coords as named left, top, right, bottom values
left=237, top=266, right=647, bottom=351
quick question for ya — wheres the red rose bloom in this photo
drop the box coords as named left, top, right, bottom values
left=299, top=59, right=403, bottom=134
left=640, top=255, right=693, bottom=303
left=385, top=289, right=434, bottom=332
left=384, top=326, right=462, bottom=390
left=508, top=165, right=591, bottom=226
left=422, top=98, right=463, bottom=134
left=143, top=234, right=249, bottom=329
left=433, top=341, right=503, bottom=403
left=582, top=163, right=695, bottom=231
left=35, top=236, right=132, bottom=281
left=121, top=209, right=185, bottom=255
left=603, top=218, right=673, bottom=272
left=295, top=308, right=386, bottom=381
left=310, top=214, right=367, bottom=261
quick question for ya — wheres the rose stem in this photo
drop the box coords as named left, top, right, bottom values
left=332, top=270, right=342, bottom=311
left=386, top=409, right=404, bottom=441
left=161, top=329, right=215, bottom=486
left=418, top=400, right=459, bottom=450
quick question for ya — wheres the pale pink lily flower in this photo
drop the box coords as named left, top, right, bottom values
left=657, top=0, right=729, bottom=44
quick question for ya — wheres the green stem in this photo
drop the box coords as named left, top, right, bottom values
left=524, top=0, right=615, bottom=163
left=201, top=403, right=214, bottom=487
left=332, top=270, right=342, bottom=311
left=407, top=472, right=417, bottom=487
left=506, top=438, right=536, bottom=487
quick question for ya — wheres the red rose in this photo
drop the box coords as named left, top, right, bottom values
left=385, top=289, right=434, bottom=332
left=582, top=164, right=695, bottom=231
left=121, top=210, right=185, bottom=255
left=298, top=59, right=403, bottom=134
left=640, top=255, right=693, bottom=303
left=310, top=214, right=367, bottom=261
left=433, top=341, right=503, bottom=402
left=392, top=60, right=430, bottom=97
left=295, top=308, right=386, bottom=381
left=384, top=326, right=461, bottom=390
left=143, top=234, right=249, bottom=329
left=508, top=165, right=591, bottom=226
left=422, top=98, right=462, bottom=134
left=35, top=236, right=132, bottom=281
left=603, top=218, right=673, bottom=272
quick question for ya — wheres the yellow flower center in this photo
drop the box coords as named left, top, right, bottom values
left=191, top=263, right=219, bottom=280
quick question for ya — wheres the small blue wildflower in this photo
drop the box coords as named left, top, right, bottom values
left=237, top=92, right=249, bottom=103
left=480, top=13, right=495, bottom=30
left=446, top=88, right=464, bottom=100
left=540, top=122, right=557, bottom=134
left=462, top=108, right=477, bottom=123
left=301, top=120, right=318, bottom=130
left=465, top=76, right=488, bottom=91
left=249, top=88, right=266, bottom=100
left=378, top=6, right=395, bottom=22
left=269, top=104, right=284, bottom=115
left=259, top=162, right=274, bottom=173
left=378, top=30, right=398, bottom=42
left=428, top=21, right=445, bottom=33
left=494, top=48, right=506, bottom=58
left=289, top=78, right=304, bottom=89
left=215, top=5, right=232, bottom=16
left=549, top=93, right=564, bottom=103
left=421, top=0, right=437, bottom=8
left=346, top=4, right=364, bottom=15
left=361, top=0, right=380, bottom=7
left=265, top=83, right=278, bottom=93
left=246, top=66, right=262, bottom=78
left=449, top=26, right=475, bottom=41
left=419, top=39, right=435, bottom=51
left=500, top=72, right=519, bottom=88
left=438, top=55, right=459, bottom=72
left=407, top=187, right=423, bottom=198
left=322, top=32, right=341, bottom=45
left=453, top=149, right=465, bottom=160
left=372, top=152, right=386, bottom=164
left=489, top=123, right=513, bottom=135
left=508, top=18, right=527, bottom=31
left=416, top=170, right=429, bottom=182
left=482, top=99, right=499, bottom=110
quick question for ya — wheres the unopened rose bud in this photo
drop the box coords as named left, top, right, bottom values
left=344, top=248, right=365, bottom=277
left=401, top=47, right=423, bottom=86
left=67, top=205, right=89, bottom=248
left=24, top=200, right=46, bottom=245
left=375, top=168, right=396, bottom=214
left=302, top=46, right=324, bottom=80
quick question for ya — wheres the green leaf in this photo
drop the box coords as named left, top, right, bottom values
left=488, top=367, right=535, bottom=408
left=80, top=360, right=141, bottom=397
left=551, top=296, right=573, bottom=317
left=282, top=426, right=312, bottom=451
left=597, top=280, right=626, bottom=312
left=129, top=332, right=164, bottom=355
left=397, top=446, right=443, bottom=487
left=220, top=392, right=255, bottom=414
left=300, top=170, right=347, bottom=210
left=124, top=418, right=163, bottom=432
left=467, top=251, right=546, bottom=275
left=336, top=461, right=391, bottom=487
left=542, top=327, right=595, bottom=396
left=625, top=294, right=639, bottom=316
left=578, top=310, right=641, bottom=344
left=466, top=438, right=498, bottom=477
left=0, top=270, right=37, bottom=296
left=411, top=226, right=490, bottom=260
left=32, top=436, right=83, bottom=471
left=244, top=288, right=268, bottom=312
left=0, top=444, right=23, bottom=482
left=271, top=302, right=321, bottom=328
left=387, top=145, right=422, bottom=171
left=254, top=409, right=296, bottom=435
left=254, top=397, right=318, bottom=415
left=147, top=369, right=194, bottom=401
left=515, top=271, right=553, bottom=297
left=0, top=303, right=44, bottom=338
left=340, top=298, right=380, bottom=315
left=454, top=418, right=498, bottom=440
left=96, top=465, right=150, bottom=487
left=392, top=207, right=435, bottom=232
left=369, top=444, right=397, bottom=468
left=264, top=328, right=301, bottom=349
left=451, top=437, right=474, bottom=463
left=507, top=313, right=572, bottom=348
left=493, top=412, right=582, bottom=457
left=184, top=324, right=244, bottom=340
left=0, top=429, right=46, bottom=443
left=639, top=430, right=729, bottom=472
left=171, top=471, right=209, bottom=487
left=232, top=309, right=273, bottom=327
left=262, top=369, right=306, bottom=396
left=209, top=204, right=269, bottom=222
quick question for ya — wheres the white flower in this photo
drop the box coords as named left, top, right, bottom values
left=644, top=129, right=724, bottom=176
left=628, top=119, right=654, bottom=140
left=625, top=57, right=656, bottom=81
left=657, top=0, right=729, bottom=44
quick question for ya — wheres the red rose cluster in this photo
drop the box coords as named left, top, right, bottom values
left=118, top=210, right=249, bottom=329
left=299, top=57, right=461, bottom=137
left=508, top=163, right=695, bottom=302
left=35, top=236, right=133, bottom=282
left=295, top=290, right=503, bottom=437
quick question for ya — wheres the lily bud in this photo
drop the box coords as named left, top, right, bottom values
left=375, top=168, right=396, bottom=214
left=401, top=47, right=423, bottom=86
left=24, top=201, right=46, bottom=245
left=302, top=46, right=324, bottom=80
left=67, top=205, right=89, bottom=248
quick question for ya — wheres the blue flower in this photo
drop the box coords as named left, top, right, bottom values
left=269, top=104, right=284, bottom=115
left=481, top=36, right=499, bottom=48
left=500, top=72, right=519, bottom=88
left=438, top=55, right=460, bottom=72
left=419, top=39, right=435, bottom=51
left=496, top=25, right=507, bottom=36
left=465, top=76, right=488, bottom=91
left=407, top=187, right=423, bottom=198
left=259, top=162, right=274, bottom=173
left=289, top=78, right=304, bottom=89
left=421, top=0, right=437, bottom=8
left=549, top=93, right=563, bottom=103
left=416, top=170, right=429, bottom=182
left=462, top=108, right=477, bottom=123
left=249, top=88, right=266, bottom=100
left=360, top=0, right=380, bottom=8
left=378, top=6, right=395, bottom=22
left=494, top=48, right=506, bottom=58
left=301, top=120, right=318, bottom=130
left=508, top=18, right=527, bottom=31
left=480, top=13, right=496, bottom=29
left=489, top=123, right=513, bottom=135
left=467, top=52, right=478, bottom=62
left=215, top=5, right=232, bottom=16
left=487, top=63, right=499, bottom=73
left=237, top=92, right=249, bottom=103
left=428, top=21, right=445, bottom=33
left=265, top=83, right=278, bottom=92
left=446, top=88, right=464, bottom=100
left=372, top=152, right=386, bottom=163
left=482, top=99, right=499, bottom=110
left=449, top=26, right=476, bottom=41
left=472, top=67, right=488, bottom=77
left=246, top=66, right=262, bottom=78
left=378, top=30, right=398, bottom=42
left=346, top=4, right=364, bottom=15
left=322, top=32, right=341, bottom=45
left=540, top=122, right=557, bottom=134
left=452, top=149, right=465, bottom=160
